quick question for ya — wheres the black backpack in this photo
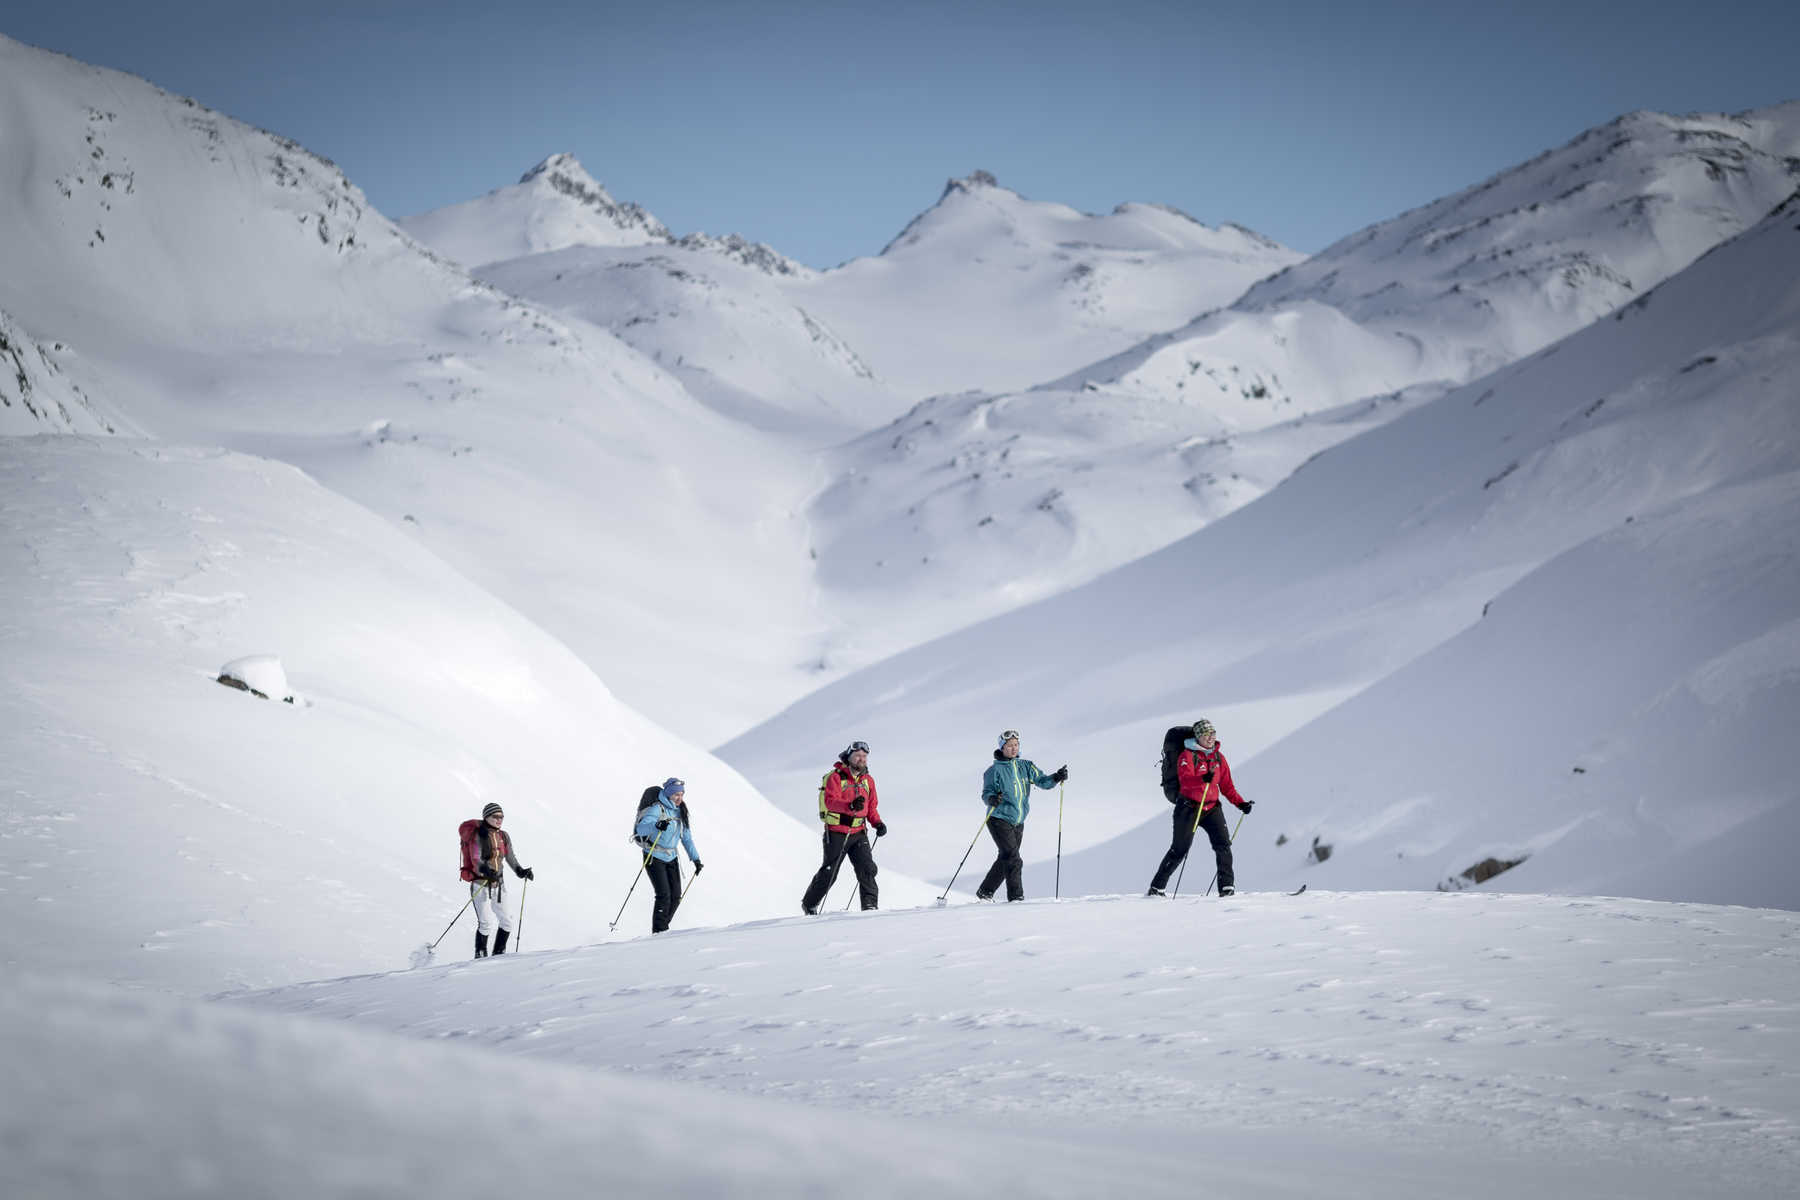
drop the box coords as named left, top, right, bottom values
left=1159, top=726, right=1190, bottom=803
left=636, top=784, right=692, bottom=830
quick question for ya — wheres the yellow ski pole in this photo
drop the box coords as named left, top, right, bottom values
left=1171, top=779, right=1218, bottom=897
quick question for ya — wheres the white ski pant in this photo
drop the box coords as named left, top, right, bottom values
left=471, top=881, right=514, bottom=935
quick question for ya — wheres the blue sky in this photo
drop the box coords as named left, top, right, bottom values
left=7, top=1, right=1797, bottom=267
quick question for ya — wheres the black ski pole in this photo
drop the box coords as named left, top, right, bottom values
left=844, top=831, right=877, bottom=912
left=1204, top=810, right=1248, bottom=897
left=609, top=846, right=654, bottom=931
left=427, top=895, right=474, bottom=950
left=936, top=806, right=997, bottom=906
left=1054, top=783, right=1065, bottom=899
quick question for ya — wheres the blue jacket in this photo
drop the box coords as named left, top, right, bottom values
left=981, top=753, right=1057, bottom=824
left=633, top=790, right=700, bottom=865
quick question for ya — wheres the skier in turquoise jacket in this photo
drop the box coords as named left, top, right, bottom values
left=976, top=730, right=1067, bottom=902
left=633, top=778, right=702, bottom=933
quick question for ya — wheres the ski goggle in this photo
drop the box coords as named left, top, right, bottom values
left=998, top=730, right=1021, bottom=747
left=847, top=741, right=870, bottom=754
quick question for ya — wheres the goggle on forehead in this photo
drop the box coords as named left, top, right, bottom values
left=848, top=741, right=870, bottom=754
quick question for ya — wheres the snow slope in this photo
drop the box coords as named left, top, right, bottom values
left=722, top=189, right=1800, bottom=905
left=804, top=107, right=1800, bottom=656
left=791, top=172, right=1303, bottom=401
left=0, top=435, right=932, bottom=994
left=232, top=893, right=1800, bottom=1199
left=0, top=34, right=831, bottom=742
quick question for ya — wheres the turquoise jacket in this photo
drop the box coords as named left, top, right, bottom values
left=981, top=753, right=1057, bottom=824
left=633, top=789, right=700, bottom=865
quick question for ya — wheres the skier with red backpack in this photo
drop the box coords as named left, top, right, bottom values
left=458, top=802, right=534, bottom=957
left=1147, top=719, right=1252, bottom=896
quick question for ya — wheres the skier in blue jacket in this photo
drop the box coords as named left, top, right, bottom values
left=977, top=730, right=1067, bottom=902
left=633, top=777, right=702, bottom=933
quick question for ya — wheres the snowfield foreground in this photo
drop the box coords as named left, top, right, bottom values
left=211, top=893, right=1800, bottom=1198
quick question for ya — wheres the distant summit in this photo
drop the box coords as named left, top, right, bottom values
left=515, top=153, right=672, bottom=243
left=404, top=154, right=805, bottom=276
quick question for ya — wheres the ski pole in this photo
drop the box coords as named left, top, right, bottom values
left=609, top=847, right=654, bottom=931
left=1203, top=810, right=1248, bottom=898
left=427, top=894, right=475, bottom=951
left=936, top=806, right=997, bottom=906
left=678, top=861, right=702, bottom=905
left=1171, top=781, right=1217, bottom=897
left=819, top=820, right=858, bottom=911
left=844, top=832, right=876, bottom=912
left=515, top=878, right=528, bottom=951
left=1054, top=783, right=1065, bottom=899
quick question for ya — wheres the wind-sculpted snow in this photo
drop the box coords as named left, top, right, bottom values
left=236, top=893, right=1800, bottom=1199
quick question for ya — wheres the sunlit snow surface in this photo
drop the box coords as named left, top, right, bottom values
left=225, top=893, right=1800, bottom=1199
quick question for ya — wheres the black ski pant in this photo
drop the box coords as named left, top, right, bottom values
left=1150, top=800, right=1234, bottom=893
left=647, top=856, right=683, bottom=933
left=802, top=830, right=878, bottom=911
left=978, top=817, right=1026, bottom=901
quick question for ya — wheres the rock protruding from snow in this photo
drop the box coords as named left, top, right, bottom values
left=217, top=655, right=294, bottom=703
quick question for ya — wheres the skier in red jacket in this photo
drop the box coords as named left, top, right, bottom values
left=801, top=741, right=885, bottom=913
left=1148, top=719, right=1253, bottom=896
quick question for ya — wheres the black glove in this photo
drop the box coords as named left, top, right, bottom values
left=1051, top=765, right=1069, bottom=783
left=847, top=796, right=866, bottom=812
left=656, top=818, right=671, bottom=830
left=518, top=866, right=535, bottom=881
left=480, top=865, right=500, bottom=881
left=873, top=820, right=888, bottom=837
left=692, top=861, right=704, bottom=875
left=1238, top=799, right=1254, bottom=813
left=1200, top=770, right=1215, bottom=783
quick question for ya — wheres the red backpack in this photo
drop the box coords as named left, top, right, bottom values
left=458, top=819, right=483, bottom=882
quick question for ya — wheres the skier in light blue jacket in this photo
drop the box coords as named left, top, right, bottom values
left=977, top=730, right=1067, bottom=902
left=633, top=778, right=702, bottom=933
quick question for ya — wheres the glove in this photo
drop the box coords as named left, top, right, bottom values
left=1200, top=770, right=1215, bottom=783
left=1238, top=799, right=1254, bottom=813
left=692, top=861, right=704, bottom=875
left=518, top=867, right=535, bottom=881
left=873, top=820, right=888, bottom=837
left=1051, top=765, right=1069, bottom=783
left=480, top=865, right=500, bottom=881
left=656, top=819, right=671, bottom=830
left=848, top=796, right=867, bottom=812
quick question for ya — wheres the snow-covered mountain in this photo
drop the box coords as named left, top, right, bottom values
left=0, top=435, right=933, bottom=993
left=723, top=186, right=1800, bottom=908
left=0, top=34, right=840, bottom=742
left=789, top=171, right=1303, bottom=400
left=404, top=163, right=1299, bottom=437
left=802, top=106, right=1800, bottom=663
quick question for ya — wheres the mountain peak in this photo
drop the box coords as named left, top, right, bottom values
left=941, top=169, right=1002, bottom=199
left=519, top=152, right=594, bottom=187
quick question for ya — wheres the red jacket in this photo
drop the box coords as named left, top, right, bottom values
left=1176, top=743, right=1248, bottom=813
left=818, top=761, right=880, bottom=834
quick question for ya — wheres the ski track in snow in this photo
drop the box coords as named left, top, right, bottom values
left=241, top=892, right=1800, bottom=1196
